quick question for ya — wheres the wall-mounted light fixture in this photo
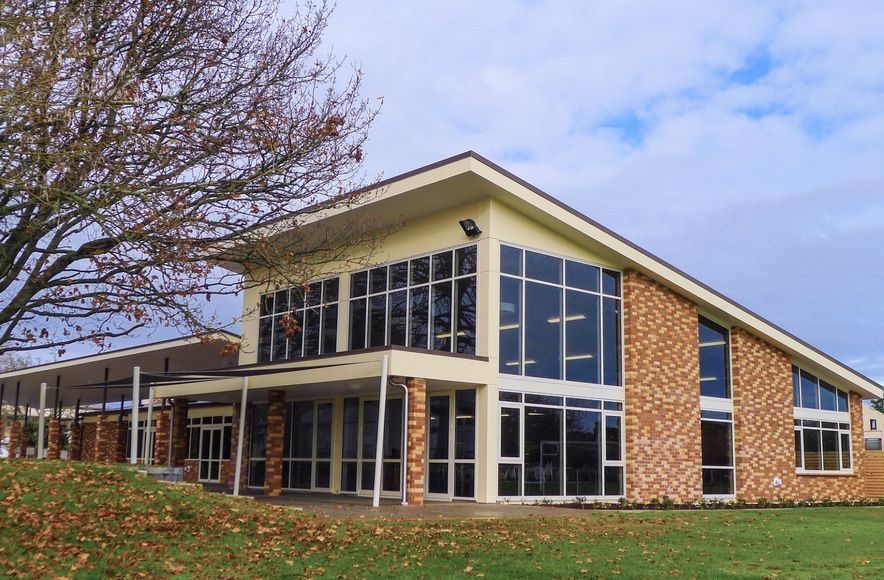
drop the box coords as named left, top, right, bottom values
left=459, top=218, right=482, bottom=238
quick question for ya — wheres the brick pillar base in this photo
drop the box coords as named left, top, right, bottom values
left=265, top=391, right=285, bottom=497
left=406, top=378, right=427, bottom=506
left=154, top=409, right=171, bottom=466
left=47, top=419, right=61, bottom=460
left=171, top=399, right=189, bottom=467
left=114, top=420, right=127, bottom=462
left=226, top=402, right=251, bottom=493
left=7, top=421, right=21, bottom=459
left=69, top=423, right=83, bottom=460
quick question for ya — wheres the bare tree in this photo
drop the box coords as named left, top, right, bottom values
left=0, top=0, right=380, bottom=356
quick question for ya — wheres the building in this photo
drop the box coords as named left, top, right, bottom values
left=863, top=404, right=884, bottom=451
left=1, top=152, right=882, bottom=505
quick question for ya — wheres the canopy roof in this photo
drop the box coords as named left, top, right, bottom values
left=0, top=332, right=239, bottom=409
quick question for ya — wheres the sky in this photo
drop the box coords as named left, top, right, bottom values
left=52, top=1, right=884, bottom=384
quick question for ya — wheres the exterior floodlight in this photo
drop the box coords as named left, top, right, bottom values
left=459, top=218, right=482, bottom=238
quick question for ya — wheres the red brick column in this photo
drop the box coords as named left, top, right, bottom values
left=264, top=391, right=285, bottom=497
left=94, top=416, right=106, bottom=461
left=7, top=421, right=21, bottom=459
left=171, top=399, right=189, bottom=467
left=406, top=378, right=427, bottom=506
left=226, top=402, right=251, bottom=492
left=0, top=421, right=4, bottom=458
left=47, top=418, right=61, bottom=460
left=154, top=409, right=171, bottom=466
left=622, top=269, right=702, bottom=503
left=69, top=422, right=83, bottom=461
left=113, top=420, right=127, bottom=462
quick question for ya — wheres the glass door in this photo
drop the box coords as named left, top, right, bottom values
left=425, top=390, right=477, bottom=500
left=283, top=400, right=334, bottom=491
left=198, top=426, right=222, bottom=483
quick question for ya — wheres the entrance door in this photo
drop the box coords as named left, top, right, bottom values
left=426, top=394, right=451, bottom=498
left=199, top=426, right=222, bottom=483
left=426, top=390, right=477, bottom=500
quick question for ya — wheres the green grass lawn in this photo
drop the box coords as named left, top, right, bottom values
left=0, top=461, right=882, bottom=578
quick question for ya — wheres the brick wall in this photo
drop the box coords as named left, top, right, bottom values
left=265, top=391, right=285, bottom=497
left=731, top=327, right=865, bottom=500
left=47, top=419, right=61, bottom=460
left=69, top=422, right=83, bottom=461
left=7, top=421, right=21, bottom=459
left=183, top=459, right=199, bottom=483
left=154, top=409, right=170, bottom=466
left=406, top=378, right=427, bottom=506
left=81, top=422, right=97, bottom=461
left=171, top=399, right=188, bottom=467
left=622, top=269, right=703, bottom=503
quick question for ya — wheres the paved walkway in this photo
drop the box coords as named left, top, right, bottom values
left=204, top=486, right=584, bottom=520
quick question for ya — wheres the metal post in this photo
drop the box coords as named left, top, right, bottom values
left=372, top=355, right=389, bottom=508
left=143, top=387, right=154, bottom=465
left=37, top=383, right=47, bottom=459
left=130, top=367, right=140, bottom=464
left=233, top=377, right=249, bottom=496
left=101, top=368, right=109, bottom=414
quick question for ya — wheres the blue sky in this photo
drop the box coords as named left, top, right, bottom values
left=55, top=1, right=884, bottom=383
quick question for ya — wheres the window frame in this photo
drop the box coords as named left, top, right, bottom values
left=496, top=390, right=625, bottom=501
left=698, top=315, right=732, bottom=399
left=700, top=410, right=736, bottom=498
left=793, top=418, right=853, bottom=474
left=499, top=244, right=623, bottom=386
left=257, top=277, right=340, bottom=363
left=348, top=244, right=478, bottom=355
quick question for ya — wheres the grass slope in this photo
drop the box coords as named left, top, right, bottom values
left=1, top=461, right=882, bottom=578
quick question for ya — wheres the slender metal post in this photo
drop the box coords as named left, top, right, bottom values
left=101, top=368, right=109, bottom=414
left=389, top=378, right=409, bottom=506
left=233, top=377, right=249, bottom=496
left=37, top=383, right=47, bottom=459
left=143, top=387, right=154, bottom=465
left=130, top=367, right=140, bottom=464
left=372, top=355, right=389, bottom=508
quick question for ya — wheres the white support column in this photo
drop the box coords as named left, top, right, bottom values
left=142, top=387, right=154, bottom=465
left=130, top=367, right=140, bottom=465
left=233, top=377, right=249, bottom=497
left=37, top=382, right=47, bottom=459
left=372, top=355, right=389, bottom=508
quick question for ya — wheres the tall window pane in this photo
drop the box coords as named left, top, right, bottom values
left=699, top=317, right=730, bottom=398
left=840, top=433, right=851, bottom=468
left=455, top=245, right=477, bottom=276
left=792, top=366, right=801, bottom=407
left=455, top=390, right=476, bottom=460
left=565, top=290, right=600, bottom=383
left=525, top=282, right=562, bottom=380
left=800, top=371, right=820, bottom=410
left=602, top=297, right=621, bottom=386
left=342, top=398, right=359, bottom=459
left=524, top=406, right=562, bottom=496
left=349, top=299, right=366, bottom=350
left=388, top=290, right=408, bottom=346
left=499, top=277, right=521, bottom=374
left=409, top=287, right=429, bottom=349
left=455, top=277, right=477, bottom=354
left=428, top=396, right=450, bottom=460
left=432, top=282, right=452, bottom=351
left=802, top=428, right=822, bottom=470
left=303, top=308, right=320, bottom=356
left=321, top=304, right=337, bottom=354
left=368, top=294, right=386, bottom=347
left=500, top=408, right=520, bottom=458
left=821, top=429, right=839, bottom=471
left=501, top=245, right=522, bottom=276
left=819, top=380, right=838, bottom=412
left=565, top=261, right=600, bottom=292
left=565, top=410, right=601, bottom=496
left=605, top=415, right=622, bottom=461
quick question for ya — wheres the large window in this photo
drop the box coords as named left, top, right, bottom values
left=340, top=396, right=403, bottom=495
left=350, top=245, right=477, bottom=354
left=699, top=317, right=730, bottom=398
left=701, top=411, right=734, bottom=495
left=792, top=366, right=849, bottom=412
left=426, top=389, right=477, bottom=499
left=282, top=401, right=333, bottom=490
left=499, top=245, right=621, bottom=385
left=258, top=278, right=340, bottom=363
left=248, top=405, right=268, bottom=488
left=498, top=391, right=623, bottom=499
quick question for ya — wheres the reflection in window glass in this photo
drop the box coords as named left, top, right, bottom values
left=800, top=370, right=820, bottom=410
left=565, top=291, right=600, bottom=383
left=524, top=406, right=562, bottom=496
left=819, top=380, right=838, bottom=412
left=698, top=317, right=729, bottom=398
left=432, top=282, right=452, bottom=351
left=602, top=297, right=621, bottom=386
left=525, top=282, right=562, bottom=379
left=429, top=396, right=449, bottom=460
left=802, top=429, right=822, bottom=470
left=388, top=290, right=408, bottom=346
left=565, top=410, right=601, bottom=496
left=499, top=276, right=521, bottom=375
left=409, top=287, right=429, bottom=349
left=500, top=407, right=520, bottom=458
left=455, top=277, right=477, bottom=355
left=455, top=390, right=476, bottom=460
left=566, top=261, right=600, bottom=292
left=525, top=250, right=562, bottom=283
left=498, top=464, right=521, bottom=496
left=701, top=418, right=734, bottom=495
left=500, top=245, right=522, bottom=276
